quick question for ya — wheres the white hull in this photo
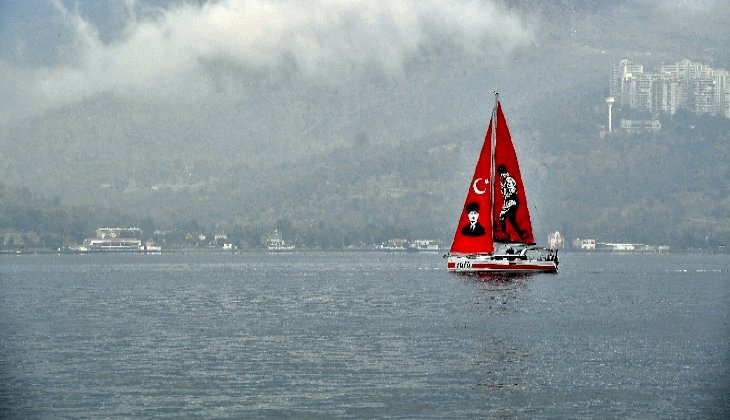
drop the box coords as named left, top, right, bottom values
left=447, top=247, right=558, bottom=273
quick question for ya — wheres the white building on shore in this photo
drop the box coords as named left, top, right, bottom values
left=548, top=231, right=565, bottom=249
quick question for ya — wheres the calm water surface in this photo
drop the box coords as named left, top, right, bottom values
left=1, top=251, right=728, bottom=418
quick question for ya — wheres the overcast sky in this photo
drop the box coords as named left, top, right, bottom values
left=0, top=0, right=543, bottom=122
left=1, top=1, right=728, bottom=124
left=0, top=0, right=726, bottom=143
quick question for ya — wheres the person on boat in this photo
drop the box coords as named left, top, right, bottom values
left=461, top=202, right=486, bottom=236
left=497, top=165, right=526, bottom=241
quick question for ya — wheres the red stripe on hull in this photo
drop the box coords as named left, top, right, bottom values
left=447, top=261, right=557, bottom=273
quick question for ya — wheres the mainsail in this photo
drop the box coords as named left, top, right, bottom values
left=449, top=97, right=535, bottom=255
left=492, top=103, right=535, bottom=245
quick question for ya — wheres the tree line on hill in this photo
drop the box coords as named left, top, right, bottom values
left=2, top=106, right=728, bottom=252
left=0, top=98, right=730, bottom=253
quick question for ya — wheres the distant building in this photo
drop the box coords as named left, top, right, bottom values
left=84, top=238, right=142, bottom=252
left=381, top=238, right=408, bottom=251
left=573, top=238, right=596, bottom=250
left=80, top=237, right=161, bottom=252
left=619, top=119, right=661, bottom=133
left=264, top=230, right=295, bottom=251
left=548, top=231, right=565, bottom=249
left=611, top=59, right=646, bottom=109
left=410, top=239, right=440, bottom=251
left=610, top=58, right=729, bottom=119
left=96, top=227, right=142, bottom=239
left=597, top=243, right=670, bottom=253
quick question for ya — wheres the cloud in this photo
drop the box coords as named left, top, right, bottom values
left=6, top=0, right=533, bottom=117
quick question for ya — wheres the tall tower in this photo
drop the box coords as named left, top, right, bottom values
left=605, top=96, right=615, bottom=132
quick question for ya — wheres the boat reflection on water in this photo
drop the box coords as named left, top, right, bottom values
left=456, top=270, right=556, bottom=283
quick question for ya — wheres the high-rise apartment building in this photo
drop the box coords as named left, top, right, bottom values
left=610, top=59, right=729, bottom=119
left=610, top=59, right=645, bottom=108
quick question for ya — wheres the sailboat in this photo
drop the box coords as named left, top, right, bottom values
left=446, top=93, right=558, bottom=273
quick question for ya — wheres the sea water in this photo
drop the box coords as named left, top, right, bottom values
left=0, top=251, right=728, bottom=418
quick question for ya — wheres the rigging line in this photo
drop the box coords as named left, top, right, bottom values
left=490, top=91, right=498, bottom=242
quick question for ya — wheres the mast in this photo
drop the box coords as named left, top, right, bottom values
left=490, top=92, right=499, bottom=248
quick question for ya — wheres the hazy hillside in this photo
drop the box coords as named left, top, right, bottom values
left=0, top=184, right=94, bottom=249
left=3, top=60, right=729, bottom=249
left=1, top=1, right=728, bottom=249
left=2, top=103, right=728, bottom=250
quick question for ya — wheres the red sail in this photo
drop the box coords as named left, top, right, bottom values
left=492, top=103, right=535, bottom=244
left=449, top=116, right=495, bottom=254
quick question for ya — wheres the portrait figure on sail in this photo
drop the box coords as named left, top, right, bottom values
left=496, top=164, right=526, bottom=241
left=461, top=202, right=486, bottom=236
